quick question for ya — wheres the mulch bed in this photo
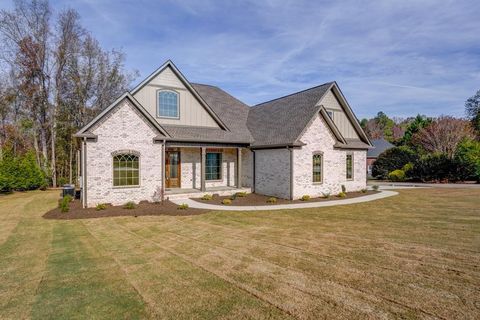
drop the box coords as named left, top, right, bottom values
left=43, top=199, right=210, bottom=220
left=192, top=190, right=380, bottom=206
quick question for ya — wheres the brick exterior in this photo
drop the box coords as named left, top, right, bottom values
left=83, top=99, right=366, bottom=206
left=292, top=114, right=366, bottom=199
left=254, top=149, right=291, bottom=199
left=85, top=99, right=163, bottom=207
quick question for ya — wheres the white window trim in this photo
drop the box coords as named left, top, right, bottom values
left=157, top=89, right=180, bottom=119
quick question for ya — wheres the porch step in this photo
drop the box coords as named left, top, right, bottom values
left=166, top=187, right=251, bottom=200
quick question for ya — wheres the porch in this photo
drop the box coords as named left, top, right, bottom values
left=161, top=143, right=250, bottom=200
left=165, top=186, right=252, bottom=200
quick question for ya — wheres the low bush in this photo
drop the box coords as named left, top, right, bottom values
left=301, top=195, right=310, bottom=201
left=177, top=203, right=189, bottom=210
left=341, top=185, right=346, bottom=193
left=123, top=201, right=136, bottom=209
left=230, top=194, right=237, bottom=200
left=222, top=199, right=232, bottom=205
left=266, top=197, right=277, bottom=203
left=236, top=192, right=247, bottom=197
left=361, top=188, right=367, bottom=193
left=388, top=169, right=406, bottom=182
left=372, top=185, right=379, bottom=191
left=95, top=203, right=107, bottom=211
left=58, top=195, right=72, bottom=213
left=322, top=192, right=330, bottom=198
left=201, top=194, right=213, bottom=201
left=337, top=192, right=346, bottom=198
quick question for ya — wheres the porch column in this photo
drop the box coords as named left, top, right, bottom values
left=201, top=147, right=206, bottom=191
left=236, top=147, right=242, bottom=188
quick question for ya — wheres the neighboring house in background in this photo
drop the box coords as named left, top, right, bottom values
left=75, top=60, right=372, bottom=208
left=367, top=138, right=395, bottom=177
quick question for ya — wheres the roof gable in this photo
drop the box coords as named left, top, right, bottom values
left=75, top=92, right=169, bottom=138
left=131, top=60, right=228, bottom=130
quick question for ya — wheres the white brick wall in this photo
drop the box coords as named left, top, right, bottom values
left=292, top=114, right=366, bottom=199
left=254, top=149, right=291, bottom=199
left=85, top=99, right=163, bottom=207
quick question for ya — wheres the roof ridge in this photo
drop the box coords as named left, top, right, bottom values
left=253, top=81, right=334, bottom=108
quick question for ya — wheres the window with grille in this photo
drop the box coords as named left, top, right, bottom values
left=158, top=90, right=179, bottom=118
left=206, top=152, right=222, bottom=180
left=313, top=153, right=323, bottom=183
left=346, top=154, right=353, bottom=180
left=113, top=153, right=139, bottom=186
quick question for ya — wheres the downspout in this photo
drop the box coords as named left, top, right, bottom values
left=289, top=146, right=294, bottom=200
left=161, top=139, right=166, bottom=202
left=82, top=137, right=87, bottom=208
left=252, top=150, right=256, bottom=193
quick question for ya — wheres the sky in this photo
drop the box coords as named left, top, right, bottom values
left=1, top=0, right=480, bottom=119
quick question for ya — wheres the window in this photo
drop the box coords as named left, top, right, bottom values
left=113, top=153, right=139, bottom=186
left=346, top=154, right=353, bottom=180
left=326, top=110, right=334, bottom=120
left=312, top=153, right=323, bottom=183
left=206, top=152, right=222, bottom=180
left=158, top=90, right=179, bottom=118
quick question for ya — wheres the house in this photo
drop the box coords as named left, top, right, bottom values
left=75, top=60, right=372, bottom=208
left=366, top=138, right=394, bottom=177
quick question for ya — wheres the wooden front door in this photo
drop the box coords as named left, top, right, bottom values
left=165, top=151, right=181, bottom=188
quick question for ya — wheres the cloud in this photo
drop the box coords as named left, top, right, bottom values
left=2, top=0, right=479, bottom=118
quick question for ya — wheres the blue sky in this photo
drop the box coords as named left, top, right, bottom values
left=2, top=0, right=480, bottom=118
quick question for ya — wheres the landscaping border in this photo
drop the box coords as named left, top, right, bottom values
left=171, top=190, right=399, bottom=211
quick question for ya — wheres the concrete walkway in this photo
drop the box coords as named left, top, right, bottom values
left=170, top=190, right=398, bottom=211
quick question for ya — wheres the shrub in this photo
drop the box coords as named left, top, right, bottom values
left=0, top=149, right=47, bottom=192
left=222, top=199, right=232, bottom=205
left=322, top=192, right=330, bottom=198
left=96, top=203, right=107, bottom=211
left=230, top=194, right=237, bottom=200
left=341, top=185, right=346, bottom=193
left=301, top=195, right=310, bottom=201
left=177, top=203, right=189, bottom=210
left=58, top=195, right=72, bottom=213
left=388, top=169, right=406, bottom=182
left=266, top=197, right=277, bottom=204
left=123, top=201, right=136, bottom=209
left=338, top=192, right=346, bottom=198
left=372, top=185, right=379, bottom=191
left=361, top=188, right=367, bottom=193
left=409, top=153, right=457, bottom=182
left=201, top=194, right=213, bottom=201
left=402, top=162, right=414, bottom=173
left=236, top=192, right=247, bottom=197
left=454, top=139, right=480, bottom=182
left=372, top=146, right=419, bottom=179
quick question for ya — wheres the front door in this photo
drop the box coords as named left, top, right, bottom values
left=165, top=151, right=181, bottom=188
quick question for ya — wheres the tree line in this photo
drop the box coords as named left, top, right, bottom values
left=0, top=0, right=137, bottom=191
left=362, top=90, right=480, bottom=182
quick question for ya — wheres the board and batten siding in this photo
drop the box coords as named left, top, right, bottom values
left=319, top=90, right=359, bottom=139
left=133, top=66, right=220, bottom=128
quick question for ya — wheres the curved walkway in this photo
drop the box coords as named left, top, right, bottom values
left=171, top=190, right=398, bottom=211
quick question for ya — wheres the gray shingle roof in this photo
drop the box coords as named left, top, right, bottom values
left=367, top=139, right=394, bottom=158
left=246, top=83, right=333, bottom=146
left=169, top=83, right=254, bottom=143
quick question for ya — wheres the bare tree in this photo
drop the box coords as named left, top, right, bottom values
left=412, top=116, right=475, bottom=158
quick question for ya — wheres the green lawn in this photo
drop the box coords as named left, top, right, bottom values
left=0, top=188, right=479, bottom=319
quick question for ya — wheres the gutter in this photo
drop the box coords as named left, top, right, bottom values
left=288, top=146, right=294, bottom=200
left=250, top=142, right=305, bottom=150
left=82, top=137, right=87, bottom=208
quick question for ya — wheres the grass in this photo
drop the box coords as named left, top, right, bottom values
left=0, top=188, right=479, bottom=319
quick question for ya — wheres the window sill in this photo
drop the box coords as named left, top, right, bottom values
left=157, top=115, right=180, bottom=120
left=112, top=185, right=141, bottom=189
left=205, top=179, right=223, bottom=182
left=312, top=182, right=323, bottom=185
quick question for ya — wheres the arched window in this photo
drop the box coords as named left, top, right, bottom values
left=158, top=90, right=179, bottom=118
left=113, top=153, right=139, bottom=186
